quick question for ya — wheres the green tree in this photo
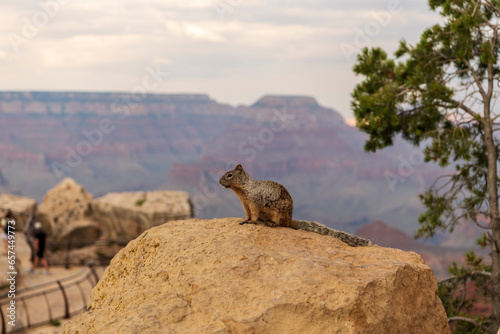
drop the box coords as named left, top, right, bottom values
left=351, top=0, right=500, bottom=331
left=438, top=250, right=492, bottom=332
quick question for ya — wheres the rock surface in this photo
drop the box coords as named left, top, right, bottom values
left=36, top=179, right=193, bottom=242
left=0, top=194, right=37, bottom=230
left=62, top=218, right=450, bottom=334
left=91, top=190, right=193, bottom=239
left=38, top=178, right=95, bottom=239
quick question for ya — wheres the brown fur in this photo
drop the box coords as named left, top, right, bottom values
left=219, top=164, right=293, bottom=227
left=219, top=164, right=370, bottom=247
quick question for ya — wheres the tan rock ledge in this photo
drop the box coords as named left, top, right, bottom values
left=62, top=218, right=450, bottom=334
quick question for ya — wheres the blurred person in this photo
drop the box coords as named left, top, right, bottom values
left=1, top=217, right=6, bottom=254
left=29, top=222, right=50, bottom=274
left=2, top=210, right=14, bottom=252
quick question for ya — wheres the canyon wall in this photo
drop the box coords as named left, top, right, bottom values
left=0, top=91, right=446, bottom=235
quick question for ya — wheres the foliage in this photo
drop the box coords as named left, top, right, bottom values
left=439, top=247, right=492, bottom=333
left=50, top=319, right=61, bottom=326
left=351, top=1, right=500, bottom=332
left=135, top=198, right=147, bottom=207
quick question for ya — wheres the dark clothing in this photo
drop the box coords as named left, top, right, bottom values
left=4, top=214, right=14, bottom=234
left=34, top=230, right=46, bottom=258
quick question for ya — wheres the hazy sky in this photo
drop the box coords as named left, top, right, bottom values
left=0, top=0, right=441, bottom=121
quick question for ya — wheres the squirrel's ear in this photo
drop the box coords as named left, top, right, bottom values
left=235, top=164, right=243, bottom=171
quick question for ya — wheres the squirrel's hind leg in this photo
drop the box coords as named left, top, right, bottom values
left=264, top=220, right=277, bottom=227
left=268, top=212, right=291, bottom=228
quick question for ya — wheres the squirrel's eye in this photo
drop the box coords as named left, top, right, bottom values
left=227, top=173, right=233, bottom=178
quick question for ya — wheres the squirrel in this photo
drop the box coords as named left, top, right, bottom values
left=219, top=164, right=370, bottom=247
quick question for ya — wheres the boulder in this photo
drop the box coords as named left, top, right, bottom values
left=91, top=191, right=193, bottom=239
left=62, top=218, right=450, bottom=334
left=38, top=178, right=97, bottom=240
left=0, top=194, right=37, bottom=230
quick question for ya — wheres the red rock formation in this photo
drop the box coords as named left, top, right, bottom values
left=355, top=220, right=422, bottom=250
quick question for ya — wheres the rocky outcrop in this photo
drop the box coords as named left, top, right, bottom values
left=26, top=178, right=193, bottom=242
left=91, top=190, right=193, bottom=239
left=62, top=218, right=450, bottom=334
left=32, top=179, right=192, bottom=266
left=0, top=194, right=37, bottom=230
left=38, top=178, right=96, bottom=240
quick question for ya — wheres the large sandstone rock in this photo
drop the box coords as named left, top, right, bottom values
left=62, top=218, right=450, bottom=334
left=0, top=194, right=37, bottom=230
left=91, top=191, right=193, bottom=239
left=38, top=178, right=97, bottom=239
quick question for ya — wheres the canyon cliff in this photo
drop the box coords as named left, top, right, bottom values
left=0, top=91, right=446, bottom=236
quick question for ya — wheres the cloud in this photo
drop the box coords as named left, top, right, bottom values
left=163, top=21, right=226, bottom=42
left=0, top=0, right=440, bottom=118
left=39, top=34, right=151, bottom=69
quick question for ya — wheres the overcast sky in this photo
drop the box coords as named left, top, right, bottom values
left=0, top=0, right=441, bottom=122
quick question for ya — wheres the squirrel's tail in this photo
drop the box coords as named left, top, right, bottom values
left=289, top=220, right=371, bottom=247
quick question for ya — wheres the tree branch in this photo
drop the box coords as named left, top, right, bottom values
left=483, top=0, right=500, bottom=17
left=438, top=270, right=492, bottom=284
left=448, top=316, right=482, bottom=326
left=472, top=218, right=493, bottom=230
left=449, top=98, right=480, bottom=119
left=469, top=163, right=489, bottom=175
left=462, top=58, right=488, bottom=100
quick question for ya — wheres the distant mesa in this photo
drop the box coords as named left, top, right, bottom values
left=251, top=95, right=319, bottom=108
left=0, top=91, right=212, bottom=103
left=355, top=220, right=422, bottom=251
left=0, top=91, right=216, bottom=115
left=0, top=92, right=321, bottom=109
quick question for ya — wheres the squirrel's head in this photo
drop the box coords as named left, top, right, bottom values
left=219, top=164, right=249, bottom=189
